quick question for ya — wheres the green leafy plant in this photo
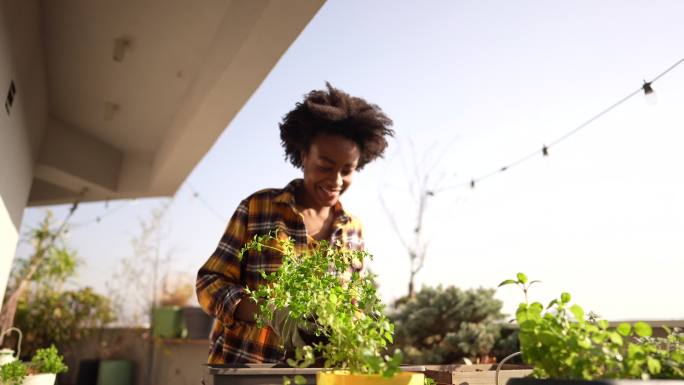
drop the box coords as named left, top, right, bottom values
left=0, top=345, right=67, bottom=385
left=0, top=360, right=27, bottom=385
left=390, top=285, right=507, bottom=364
left=15, top=287, right=115, bottom=357
left=499, top=273, right=684, bottom=380
left=239, top=233, right=402, bottom=379
left=29, top=345, right=68, bottom=375
left=3, top=211, right=115, bottom=359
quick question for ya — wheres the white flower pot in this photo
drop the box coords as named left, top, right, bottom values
left=22, top=373, right=56, bottom=385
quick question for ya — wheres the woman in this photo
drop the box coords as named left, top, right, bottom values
left=196, top=83, right=394, bottom=364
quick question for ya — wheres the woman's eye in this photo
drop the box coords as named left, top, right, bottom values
left=318, top=166, right=333, bottom=172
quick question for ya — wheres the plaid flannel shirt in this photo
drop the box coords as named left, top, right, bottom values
left=196, top=179, right=364, bottom=364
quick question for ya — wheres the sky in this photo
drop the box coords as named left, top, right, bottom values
left=16, top=0, right=684, bottom=322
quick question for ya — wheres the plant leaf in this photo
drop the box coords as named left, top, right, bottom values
left=498, top=279, right=517, bottom=287
left=516, top=273, right=528, bottom=284
left=608, top=332, right=623, bottom=346
left=647, top=357, right=661, bottom=375
left=570, top=304, right=585, bottom=322
left=560, top=292, right=571, bottom=304
left=634, top=321, right=653, bottom=337
left=616, top=323, right=631, bottom=336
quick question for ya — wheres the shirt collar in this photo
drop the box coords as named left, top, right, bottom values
left=274, top=179, right=351, bottom=225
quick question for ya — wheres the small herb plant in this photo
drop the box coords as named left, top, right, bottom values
left=29, top=344, right=68, bottom=375
left=499, top=273, right=684, bottom=380
left=0, top=345, right=67, bottom=385
left=238, top=233, right=402, bottom=381
left=0, top=360, right=27, bottom=385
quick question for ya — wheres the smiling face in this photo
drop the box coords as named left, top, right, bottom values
left=300, top=133, right=361, bottom=210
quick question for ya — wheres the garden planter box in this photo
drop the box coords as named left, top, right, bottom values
left=181, top=306, right=213, bottom=339
left=422, top=364, right=533, bottom=385
left=153, top=306, right=213, bottom=339
left=509, top=379, right=684, bottom=385
left=153, top=306, right=184, bottom=338
left=203, top=365, right=426, bottom=385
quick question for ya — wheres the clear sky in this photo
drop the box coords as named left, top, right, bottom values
left=17, top=0, right=684, bottom=321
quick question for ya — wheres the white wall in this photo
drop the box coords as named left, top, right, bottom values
left=0, top=0, right=48, bottom=310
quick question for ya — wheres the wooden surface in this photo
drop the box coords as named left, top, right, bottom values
left=423, top=365, right=533, bottom=385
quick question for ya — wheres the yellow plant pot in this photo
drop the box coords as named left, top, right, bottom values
left=316, top=370, right=424, bottom=385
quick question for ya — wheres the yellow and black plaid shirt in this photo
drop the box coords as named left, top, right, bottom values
left=196, top=179, right=364, bottom=364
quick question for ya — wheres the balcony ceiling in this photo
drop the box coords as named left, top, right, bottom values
left=29, top=0, right=324, bottom=205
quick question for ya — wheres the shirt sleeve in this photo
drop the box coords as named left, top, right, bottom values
left=196, top=199, right=250, bottom=325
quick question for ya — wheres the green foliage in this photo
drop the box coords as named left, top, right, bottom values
left=15, top=288, right=115, bottom=356
left=0, top=360, right=27, bottom=385
left=490, top=324, right=521, bottom=363
left=8, top=211, right=115, bottom=358
left=29, top=345, right=68, bottom=374
left=499, top=273, right=684, bottom=380
left=240, top=233, right=402, bottom=378
left=0, top=346, right=68, bottom=385
left=389, top=285, right=507, bottom=364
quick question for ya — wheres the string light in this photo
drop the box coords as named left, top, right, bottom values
left=642, top=81, right=654, bottom=95
left=45, top=57, right=684, bottom=227
left=433, top=56, right=684, bottom=193
left=642, top=80, right=657, bottom=105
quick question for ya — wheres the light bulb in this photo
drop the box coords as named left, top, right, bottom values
left=642, top=81, right=657, bottom=105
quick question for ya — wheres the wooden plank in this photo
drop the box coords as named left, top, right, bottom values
left=452, top=369, right=533, bottom=385
left=423, top=366, right=533, bottom=385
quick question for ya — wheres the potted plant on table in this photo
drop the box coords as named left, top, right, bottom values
left=0, top=345, right=68, bottom=385
left=239, top=232, right=425, bottom=385
left=498, top=273, right=684, bottom=384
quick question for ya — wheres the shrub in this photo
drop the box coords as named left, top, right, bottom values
left=389, top=285, right=507, bottom=364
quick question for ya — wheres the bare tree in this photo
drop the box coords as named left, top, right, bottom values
left=379, top=137, right=458, bottom=298
left=105, top=200, right=175, bottom=327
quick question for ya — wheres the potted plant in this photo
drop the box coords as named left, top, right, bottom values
left=0, top=345, right=68, bottom=385
left=152, top=276, right=195, bottom=338
left=161, top=273, right=213, bottom=339
left=239, top=233, right=424, bottom=385
left=1, top=360, right=27, bottom=385
left=498, top=273, right=684, bottom=384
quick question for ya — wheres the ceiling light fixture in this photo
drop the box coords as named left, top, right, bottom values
left=113, top=37, right=130, bottom=62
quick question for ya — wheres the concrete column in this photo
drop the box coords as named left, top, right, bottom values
left=0, top=0, right=48, bottom=310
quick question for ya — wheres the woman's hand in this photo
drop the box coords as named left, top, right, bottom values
left=234, top=298, right=259, bottom=322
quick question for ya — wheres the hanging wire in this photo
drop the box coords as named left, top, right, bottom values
left=434, top=56, right=684, bottom=193
left=186, top=182, right=227, bottom=224
left=69, top=200, right=132, bottom=229
left=64, top=181, right=225, bottom=231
